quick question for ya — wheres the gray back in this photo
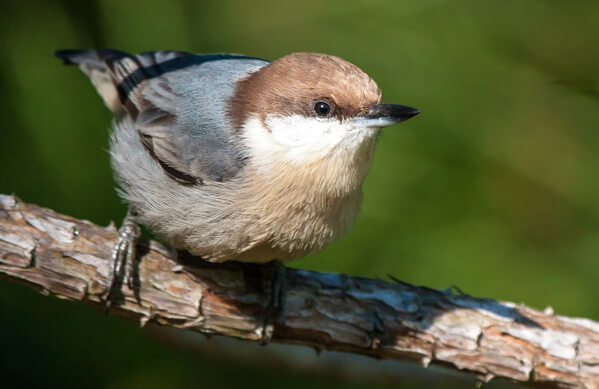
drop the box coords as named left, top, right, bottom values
left=163, top=58, right=268, bottom=182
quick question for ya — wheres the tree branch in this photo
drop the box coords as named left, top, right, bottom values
left=1, top=194, right=598, bottom=388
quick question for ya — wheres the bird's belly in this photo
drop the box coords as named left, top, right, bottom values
left=230, top=188, right=363, bottom=263
left=163, top=183, right=363, bottom=264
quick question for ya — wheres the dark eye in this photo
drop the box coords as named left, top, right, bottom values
left=314, top=101, right=331, bottom=117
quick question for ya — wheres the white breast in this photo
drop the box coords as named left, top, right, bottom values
left=232, top=115, right=379, bottom=261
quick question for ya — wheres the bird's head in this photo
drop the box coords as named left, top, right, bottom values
left=230, top=52, right=419, bottom=165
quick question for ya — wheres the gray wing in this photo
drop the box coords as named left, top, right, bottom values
left=56, top=49, right=269, bottom=184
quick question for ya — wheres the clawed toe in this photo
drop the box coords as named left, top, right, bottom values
left=102, top=210, right=140, bottom=310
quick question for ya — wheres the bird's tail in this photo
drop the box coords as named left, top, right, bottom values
left=55, top=49, right=129, bottom=114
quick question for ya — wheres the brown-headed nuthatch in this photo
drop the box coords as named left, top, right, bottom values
left=55, top=49, right=419, bottom=313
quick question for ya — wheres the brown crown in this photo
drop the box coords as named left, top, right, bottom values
left=229, top=52, right=382, bottom=129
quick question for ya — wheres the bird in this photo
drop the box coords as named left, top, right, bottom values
left=55, top=49, right=419, bottom=320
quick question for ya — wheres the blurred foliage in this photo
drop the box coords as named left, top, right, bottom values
left=0, top=0, right=598, bottom=388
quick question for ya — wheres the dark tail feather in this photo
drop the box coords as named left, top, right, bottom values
left=54, top=49, right=129, bottom=69
left=55, top=49, right=82, bottom=65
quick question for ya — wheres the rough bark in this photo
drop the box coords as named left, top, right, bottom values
left=0, top=193, right=598, bottom=388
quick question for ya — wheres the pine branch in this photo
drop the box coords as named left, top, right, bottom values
left=1, top=194, right=598, bottom=388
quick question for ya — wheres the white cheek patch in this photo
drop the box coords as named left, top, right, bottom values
left=266, top=115, right=345, bottom=149
left=241, top=115, right=378, bottom=169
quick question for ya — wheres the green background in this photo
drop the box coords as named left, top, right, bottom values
left=1, top=0, right=598, bottom=388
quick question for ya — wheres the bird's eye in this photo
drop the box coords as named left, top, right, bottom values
left=314, top=101, right=331, bottom=117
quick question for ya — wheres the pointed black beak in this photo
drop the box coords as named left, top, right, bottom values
left=354, top=104, right=420, bottom=128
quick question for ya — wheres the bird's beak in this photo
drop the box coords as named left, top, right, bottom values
left=353, top=104, right=420, bottom=128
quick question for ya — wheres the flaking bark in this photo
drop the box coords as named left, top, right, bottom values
left=1, top=193, right=598, bottom=388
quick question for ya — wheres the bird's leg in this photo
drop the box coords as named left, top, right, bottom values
left=102, top=208, right=140, bottom=310
left=261, top=260, right=286, bottom=345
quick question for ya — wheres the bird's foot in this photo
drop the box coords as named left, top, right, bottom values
left=261, top=260, right=286, bottom=345
left=102, top=210, right=140, bottom=311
